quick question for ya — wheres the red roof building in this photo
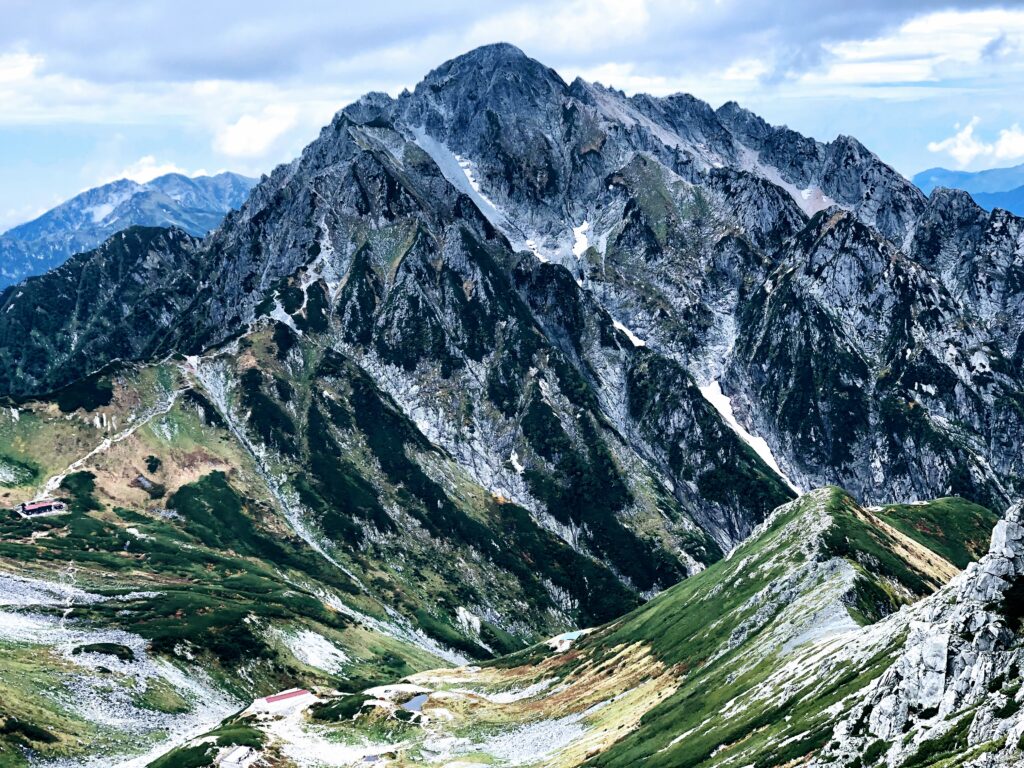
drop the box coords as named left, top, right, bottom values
left=18, top=499, right=68, bottom=515
left=265, top=688, right=310, bottom=703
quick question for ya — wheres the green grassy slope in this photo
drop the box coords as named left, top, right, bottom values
left=261, top=488, right=993, bottom=767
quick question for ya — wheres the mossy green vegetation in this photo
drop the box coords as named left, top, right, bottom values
left=0, top=642, right=108, bottom=765
left=531, top=488, right=986, bottom=768
left=238, top=367, right=297, bottom=456
left=899, top=713, right=974, bottom=768
left=52, top=371, right=115, bottom=413
left=822, top=496, right=950, bottom=599
left=59, top=470, right=103, bottom=512
left=876, top=497, right=997, bottom=569
left=311, top=694, right=370, bottom=722
left=0, top=467, right=441, bottom=701
left=147, top=742, right=214, bottom=768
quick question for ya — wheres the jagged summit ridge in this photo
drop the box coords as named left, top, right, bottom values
left=3, top=43, right=1024, bottom=607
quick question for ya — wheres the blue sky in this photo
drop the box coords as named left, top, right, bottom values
left=2, top=0, right=1024, bottom=231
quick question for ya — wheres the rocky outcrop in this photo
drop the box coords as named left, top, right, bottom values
left=821, top=502, right=1024, bottom=766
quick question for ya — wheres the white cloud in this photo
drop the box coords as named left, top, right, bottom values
left=0, top=52, right=43, bottom=83
left=929, top=118, right=1024, bottom=168
left=804, top=8, right=1024, bottom=90
left=721, top=58, right=770, bottom=82
left=0, top=53, right=343, bottom=170
left=213, top=104, right=299, bottom=158
left=105, top=156, right=207, bottom=184
left=928, top=118, right=990, bottom=167
left=994, top=124, right=1024, bottom=160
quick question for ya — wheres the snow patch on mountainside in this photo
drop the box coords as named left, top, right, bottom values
left=411, top=127, right=560, bottom=265
left=698, top=380, right=800, bottom=494
left=261, top=699, right=402, bottom=766
left=612, top=319, right=646, bottom=347
left=738, top=146, right=839, bottom=218
left=274, top=628, right=349, bottom=674
left=411, top=127, right=511, bottom=234
left=525, top=238, right=549, bottom=262
left=586, top=84, right=725, bottom=170
left=572, top=221, right=590, bottom=257
left=85, top=202, right=116, bottom=224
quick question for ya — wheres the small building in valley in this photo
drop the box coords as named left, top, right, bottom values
left=247, top=687, right=315, bottom=715
left=16, top=499, right=69, bottom=517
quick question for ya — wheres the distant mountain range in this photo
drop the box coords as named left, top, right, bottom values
left=914, top=163, right=1024, bottom=215
left=0, top=171, right=257, bottom=289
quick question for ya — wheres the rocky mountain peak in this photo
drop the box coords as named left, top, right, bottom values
left=411, top=42, right=567, bottom=113
left=4, top=44, right=1024, bottom=583
left=715, top=99, right=773, bottom=145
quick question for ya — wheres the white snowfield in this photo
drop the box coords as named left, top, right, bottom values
left=363, top=682, right=432, bottom=699
left=572, top=221, right=590, bottom=258
left=737, top=146, right=840, bottom=218
left=698, top=380, right=801, bottom=494
left=612, top=319, right=646, bottom=347
left=411, top=127, right=509, bottom=235
left=256, top=693, right=403, bottom=767
left=412, top=126, right=563, bottom=266
left=274, top=627, right=349, bottom=674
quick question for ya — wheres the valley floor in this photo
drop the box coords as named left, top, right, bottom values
left=2, top=488, right=1010, bottom=768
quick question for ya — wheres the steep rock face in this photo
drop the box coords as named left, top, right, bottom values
left=717, top=102, right=927, bottom=241
left=0, top=172, right=255, bottom=289
left=910, top=189, right=1024, bottom=354
left=819, top=502, right=1024, bottom=767
left=508, top=255, right=790, bottom=546
left=731, top=210, right=1024, bottom=509
left=3, top=42, right=1024, bottom=582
